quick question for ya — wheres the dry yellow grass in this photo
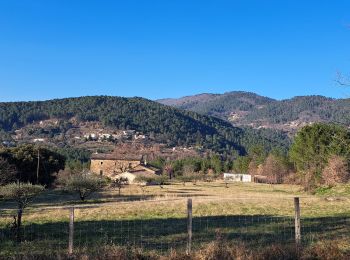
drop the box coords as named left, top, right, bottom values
left=1, top=181, right=350, bottom=257
left=1, top=181, right=349, bottom=223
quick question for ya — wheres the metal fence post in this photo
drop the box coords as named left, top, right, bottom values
left=187, top=198, right=192, bottom=254
left=68, top=207, right=74, bottom=255
left=294, top=197, right=301, bottom=250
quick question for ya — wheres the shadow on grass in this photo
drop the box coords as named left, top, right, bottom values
left=174, top=188, right=203, bottom=191
left=167, top=194, right=210, bottom=198
left=0, top=194, right=160, bottom=211
left=166, top=190, right=201, bottom=194
left=0, top=214, right=349, bottom=256
left=40, top=194, right=158, bottom=206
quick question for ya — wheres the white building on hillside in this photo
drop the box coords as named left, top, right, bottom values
left=223, top=173, right=251, bottom=182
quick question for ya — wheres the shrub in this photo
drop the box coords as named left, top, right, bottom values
left=177, top=173, right=202, bottom=186
left=0, top=182, right=44, bottom=241
left=64, top=171, right=107, bottom=201
left=135, top=174, right=168, bottom=188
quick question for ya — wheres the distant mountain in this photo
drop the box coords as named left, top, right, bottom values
left=158, top=92, right=350, bottom=132
left=0, top=96, right=290, bottom=155
left=158, top=93, right=220, bottom=109
left=158, top=91, right=275, bottom=119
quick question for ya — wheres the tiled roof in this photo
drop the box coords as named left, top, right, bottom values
left=91, top=153, right=142, bottom=161
left=129, top=171, right=156, bottom=176
left=130, top=164, right=160, bottom=174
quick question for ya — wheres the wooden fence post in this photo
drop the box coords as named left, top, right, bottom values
left=294, top=197, right=301, bottom=250
left=187, top=198, right=192, bottom=254
left=68, top=207, right=74, bottom=255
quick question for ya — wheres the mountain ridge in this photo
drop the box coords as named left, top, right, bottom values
left=157, top=91, right=350, bottom=132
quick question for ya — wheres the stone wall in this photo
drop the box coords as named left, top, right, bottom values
left=90, top=159, right=140, bottom=178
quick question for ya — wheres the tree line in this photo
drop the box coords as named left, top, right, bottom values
left=146, top=123, right=350, bottom=191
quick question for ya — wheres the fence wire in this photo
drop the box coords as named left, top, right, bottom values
left=0, top=195, right=349, bottom=257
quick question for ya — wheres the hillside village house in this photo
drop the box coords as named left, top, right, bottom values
left=90, top=151, right=160, bottom=183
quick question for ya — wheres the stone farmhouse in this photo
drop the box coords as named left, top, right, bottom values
left=90, top=151, right=160, bottom=183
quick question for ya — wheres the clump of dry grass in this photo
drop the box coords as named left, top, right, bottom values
left=194, top=241, right=251, bottom=260
left=7, top=240, right=349, bottom=260
left=76, top=245, right=159, bottom=260
left=301, top=242, right=348, bottom=260
left=186, top=240, right=346, bottom=260
left=16, top=246, right=159, bottom=260
left=255, top=244, right=297, bottom=260
left=192, top=232, right=251, bottom=260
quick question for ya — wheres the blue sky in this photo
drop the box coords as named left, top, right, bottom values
left=1, top=0, right=350, bottom=102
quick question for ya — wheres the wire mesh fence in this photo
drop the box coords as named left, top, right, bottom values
left=0, top=195, right=349, bottom=257
left=0, top=208, right=69, bottom=257
left=72, top=209, right=188, bottom=254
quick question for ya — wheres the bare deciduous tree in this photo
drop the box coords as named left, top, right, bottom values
left=322, top=155, right=349, bottom=186
left=164, top=163, right=174, bottom=179
left=111, top=177, right=129, bottom=196
left=0, top=182, right=44, bottom=242
left=261, top=155, right=289, bottom=184
left=248, top=161, right=260, bottom=177
left=336, top=71, right=350, bottom=87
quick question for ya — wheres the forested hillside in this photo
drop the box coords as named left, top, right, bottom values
left=158, top=92, right=350, bottom=131
left=0, top=96, right=289, bottom=155
left=246, top=96, right=350, bottom=124
left=158, top=91, right=274, bottom=119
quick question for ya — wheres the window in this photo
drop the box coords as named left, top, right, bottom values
left=101, top=161, right=103, bottom=165
left=100, top=170, right=103, bottom=176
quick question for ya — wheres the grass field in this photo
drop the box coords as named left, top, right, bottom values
left=1, top=181, right=350, bottom=257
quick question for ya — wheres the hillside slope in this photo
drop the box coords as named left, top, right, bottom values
left=158, top=92, right=350, bottom=132
left=0, top=96, right=290, bottom=155
left=158, top=91, right=275, bottom=119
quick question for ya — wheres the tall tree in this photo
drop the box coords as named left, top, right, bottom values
left=0, top=144, right=65, bottom=186
left=0, top=157, right=17, bottom=185
left=289, top=123, right=350, bottom=189
left=232, top=156, right=251, bottom=174
left=261, top=154, right=289, bottom=184
left=248, top=144, right=267, bottom=165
